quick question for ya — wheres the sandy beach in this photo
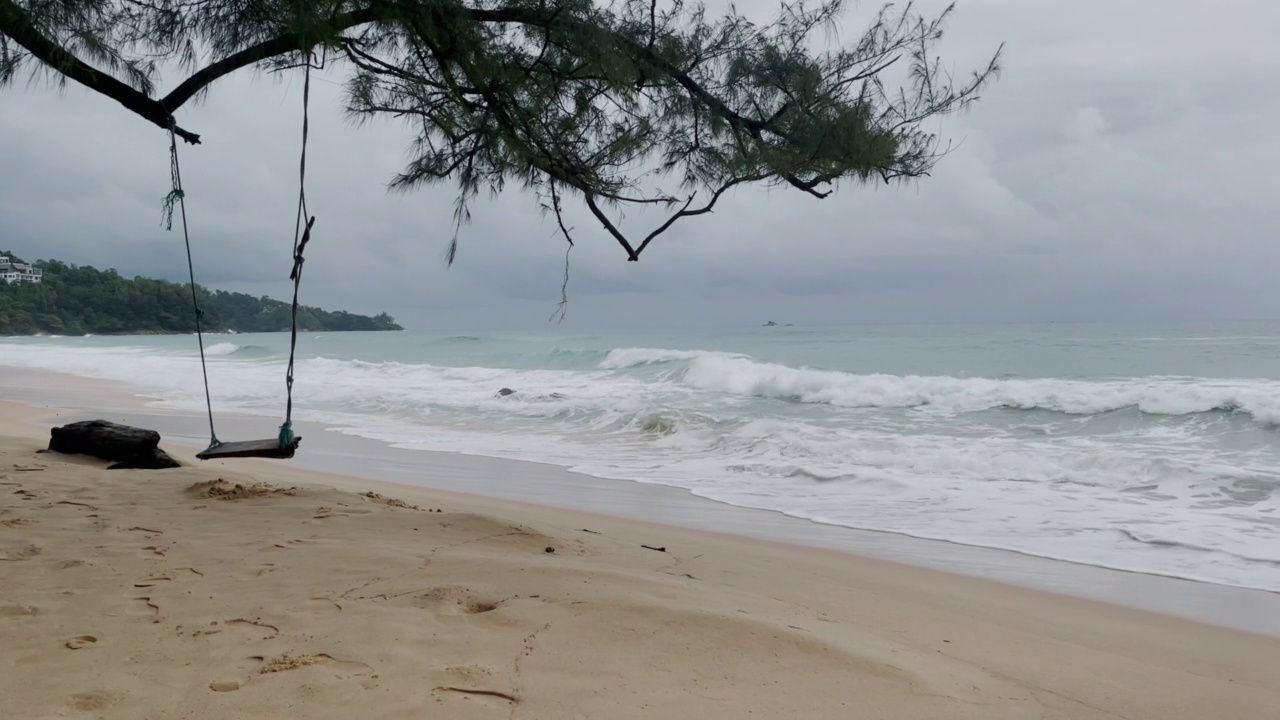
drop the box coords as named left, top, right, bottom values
left=2, top=400, right=1279, bottom=719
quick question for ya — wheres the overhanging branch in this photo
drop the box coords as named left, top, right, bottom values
left=160, top=8, right=378, bottom=111
left=0, top=2, right=382, bottom=143
left=633, top=173, right=768, bottom=257
left=584, top=192, right=640, bottom=260
left=0, top=0, right=201, bottom=142
left=3, top=0, right=1002, bottom=263
left=3, top=1, right=794, bottom=147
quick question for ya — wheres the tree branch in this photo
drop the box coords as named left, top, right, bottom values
left=0, top=2, right=383, bottom=143
left=633, top=174, right=767, bottom=257
left=0, top=0, right=200, bottom=142
left=161, top=7, right=377, bottom=111
left=583, top=192, right=640, bottom=260
left=547, top=181, right=574, bottom=322
left=5, top=1, right=796, bottom=147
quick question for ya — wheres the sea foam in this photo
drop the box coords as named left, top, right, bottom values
left=2, top=334, right=1278, bottom=592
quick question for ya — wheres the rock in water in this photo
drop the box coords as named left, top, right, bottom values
left=48, top=420, right=181, bottom=469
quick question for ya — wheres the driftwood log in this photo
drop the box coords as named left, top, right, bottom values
left=48, top=420, right=182, bottom=470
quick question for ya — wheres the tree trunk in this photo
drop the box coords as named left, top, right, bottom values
left=48, top=420, right=182, bottom=469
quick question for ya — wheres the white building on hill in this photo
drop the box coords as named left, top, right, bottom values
left=0, top=255, right=42, bottom=284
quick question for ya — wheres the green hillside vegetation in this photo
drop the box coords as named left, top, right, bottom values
left=0, top=256, right=403, bottom=336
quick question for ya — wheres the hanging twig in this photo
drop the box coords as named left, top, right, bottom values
left=548, top=182, right=574, bottom=323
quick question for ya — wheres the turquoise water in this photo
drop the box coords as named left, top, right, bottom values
left=2, top=320, right=1279, bottom=591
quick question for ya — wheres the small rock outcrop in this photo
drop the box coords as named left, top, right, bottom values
left=48, top=420, right=181, bottom=470
left=495, top=388, right=517, bottom=397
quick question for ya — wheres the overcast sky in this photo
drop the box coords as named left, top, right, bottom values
left=2, top=0, right=1278, bottom=331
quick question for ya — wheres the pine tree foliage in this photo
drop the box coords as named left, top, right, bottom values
left=1, top=0, right=1002, bottom=260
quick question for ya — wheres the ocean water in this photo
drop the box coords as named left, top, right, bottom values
left=2, top=321, right=1279, bottom=591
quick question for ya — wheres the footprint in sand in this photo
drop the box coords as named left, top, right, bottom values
left=129, top=597, right=161, bottom=622
left=0, top=542, right=41, bottom=561
left=265, top=539, right=315, bottom=552
left=254, top=563, right=277, bottom=577
left=133, top=576, right=172, bottom=588
left=0, top=517, right=37, bottom=528
left=358, top=491, right=423, bottom=511
left=442, top=664, right=498, bottom=685
left=68, top=691, right=116, bottom=711
left=226, top=618, right=280, bottom=640
left=141, top=567, right=202, bottom=582
left=305, top=596, right=343, bottom=613
left=65, top=635, right=98, bottom=650
left=432, top=686, right=518, bottom=707
left=253, top=652, right=379, bottom=688
left=258, top=653, right=327, bottom=674
left=411, top=586, right=503, bottom=616
left=204, top=653, right=275, bottom=691
left=0, top=604, right=39, bottom=617
left=209, top=681, right=242, bottom=692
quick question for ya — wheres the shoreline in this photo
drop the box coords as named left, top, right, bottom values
left=3, top=367, right=1280, bottom=638
left=3, top=333, right=1277, bottom=595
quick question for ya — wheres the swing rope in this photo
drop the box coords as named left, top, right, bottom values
left=281, top=53, right=316, bottom=449
left=165, top=116, right=221, bottom=451
left=163, top=50, right=315, bottom=454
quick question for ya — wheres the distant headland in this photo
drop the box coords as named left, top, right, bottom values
left=0, top=253, right=402, bottom=336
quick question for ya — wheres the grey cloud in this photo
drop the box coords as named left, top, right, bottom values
left=2, top=0, right=1279, bottom=330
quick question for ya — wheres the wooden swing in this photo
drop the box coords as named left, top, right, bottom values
left=164, top=57, right=318, bottom=461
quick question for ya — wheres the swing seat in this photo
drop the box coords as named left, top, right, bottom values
left=196, top=436, right=301, bottom=460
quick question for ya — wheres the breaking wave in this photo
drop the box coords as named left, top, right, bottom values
left=3, top=331, right=1280, bottom=592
